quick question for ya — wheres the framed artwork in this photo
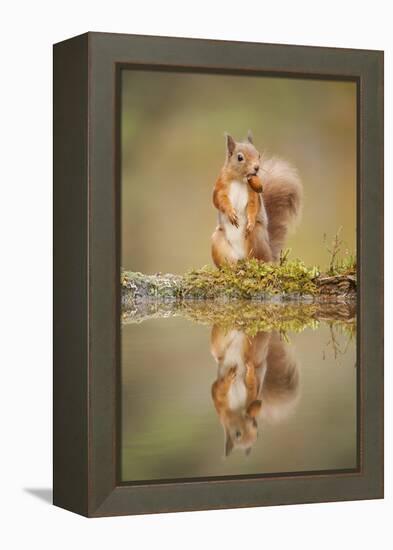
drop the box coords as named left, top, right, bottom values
left=53, top=32, right=384, bottom=517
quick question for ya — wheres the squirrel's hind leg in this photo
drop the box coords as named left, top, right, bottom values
left=211, top=226, right=238, bottom=267
left=249, top=223, right=273, bottom=262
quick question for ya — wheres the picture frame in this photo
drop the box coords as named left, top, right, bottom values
left=53, top=32, right=384, bottom=517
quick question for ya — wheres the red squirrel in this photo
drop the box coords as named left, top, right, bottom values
left=211, top=131, right=303, bottom=267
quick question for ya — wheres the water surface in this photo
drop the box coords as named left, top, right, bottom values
left=120, top=302, right=357, bottom=482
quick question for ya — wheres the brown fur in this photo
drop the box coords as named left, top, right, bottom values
left=262, top=157, right=303, bottom=261
left=211, top=133, right=302, bottom=266
left=247, top=174, right=264, bottom=193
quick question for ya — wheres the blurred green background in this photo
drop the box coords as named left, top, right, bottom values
left=121, top=70, right=356, bottom=274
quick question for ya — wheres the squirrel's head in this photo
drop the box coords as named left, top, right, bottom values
left=223, top=400, right=262, bottom=457
left=224, top=131, right=261, bottom=184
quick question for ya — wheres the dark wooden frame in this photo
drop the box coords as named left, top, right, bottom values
left=53, top=32, right=384, bottom=517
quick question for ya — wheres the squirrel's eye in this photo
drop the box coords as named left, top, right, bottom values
left=235, top=430, right=242, bottom=439
left=237, top=153, right=244, bottom=162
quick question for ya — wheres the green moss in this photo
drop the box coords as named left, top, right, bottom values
left=121, top=251, right=356, bottom=305
left=183, top=258, right=319, bottom=299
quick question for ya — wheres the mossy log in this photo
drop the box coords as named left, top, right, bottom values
left=121, top=265, right=356, bottom=309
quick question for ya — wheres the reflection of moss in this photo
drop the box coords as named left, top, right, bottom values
left=177, top=301, right=320, bottom=336
left=122, top=299, right=356, bottom=338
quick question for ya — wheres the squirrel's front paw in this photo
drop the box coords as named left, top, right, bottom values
left=226, top=366, right=237, bottom=382
left=228, top=209, right=239, bottom=228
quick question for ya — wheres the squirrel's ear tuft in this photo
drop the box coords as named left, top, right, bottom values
left=247, top=129, right=254, bottom=144
left=225, top=133, right=236, bottom=157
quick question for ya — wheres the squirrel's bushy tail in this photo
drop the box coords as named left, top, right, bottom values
left=260, top=332, right=300, bottom=423
left=262, top=157, right=303, bottom=261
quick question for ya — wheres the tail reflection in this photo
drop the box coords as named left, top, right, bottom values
left=211, top=326, right=300, bottom=457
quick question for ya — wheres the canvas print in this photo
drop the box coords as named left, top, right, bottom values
left=119, top=70, right=357, bottom=483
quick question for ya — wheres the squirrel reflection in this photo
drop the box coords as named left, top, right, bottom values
left=211, top=326, right=300, bottom=457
